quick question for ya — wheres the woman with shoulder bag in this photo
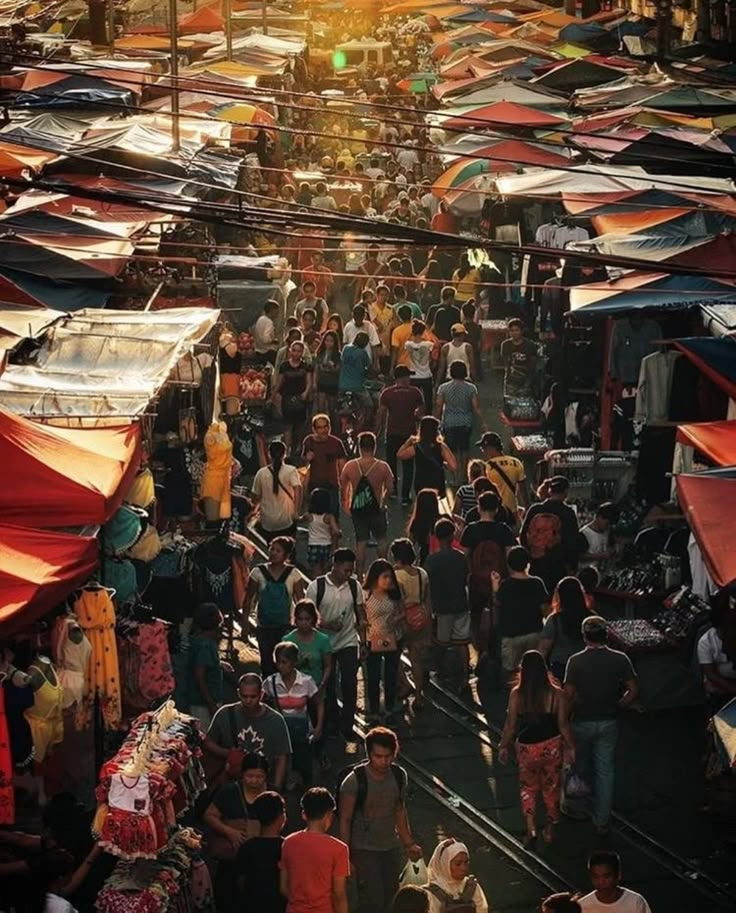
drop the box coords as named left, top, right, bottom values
left=363, top=559, right=405, bottom=723
left=397, top=415, right=457, bottom=499
left=538, top=577, right=587, bottom=683
left=391, top=538, right=431, bottom=711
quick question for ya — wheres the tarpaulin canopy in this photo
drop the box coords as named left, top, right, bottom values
left=569, top=273, right=736, bottom=315
left=676, top=420, right=736, bottom=466
left=533, top=58, right=626, bottom=90
left=0, top=267, right=111, bottom=311
left=0, top=409, right=141, bottom=527
left=0, top=525, right=98, bottom=636
left=674, top=337, right=736, bottom=400
left=676, top=468, right=736, bottom=588
left=0, top=233, right=132, bottom=280
left=442, top=100, right=566, bottom=129
left=579, top=231, right=736, bottom=271
left=15, top=74, right=135, bottom=109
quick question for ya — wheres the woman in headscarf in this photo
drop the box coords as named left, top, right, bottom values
left=424, top=838, right=488, bottom=913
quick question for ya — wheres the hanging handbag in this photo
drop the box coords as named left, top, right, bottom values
left=404, top=570, right=430, bottom=633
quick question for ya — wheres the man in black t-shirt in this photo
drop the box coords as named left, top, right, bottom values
left=500, top=318, right=537, bottom=394
left=428, top=285, right=461, bottom=342
left=493, top=545, right=548, bottom=676
left=239, top=792, right=286, bottom=913
left=460, top=492, right=515, bottom=648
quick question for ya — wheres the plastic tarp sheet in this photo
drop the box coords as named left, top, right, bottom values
left=0, top=525, right=99, bottom=636
left=0, top=409, right=141, bottom=527
left=676, top=468, right=736, bottom=588
left=676, top=420, right=736, bottom=467
left=0, top=267, right=111, bottom=311
left=570, top=273, right=736, bottom=315
left=674, top=337, right=736, bottom=401
left=15, top=78, right=134, bottom=110
left=0, top=234, right=132, bottom=280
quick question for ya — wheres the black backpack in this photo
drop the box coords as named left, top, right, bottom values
left=335, top=761, right=407, bottom=817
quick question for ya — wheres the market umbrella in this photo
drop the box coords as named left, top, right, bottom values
left=432, top=157, right=491, bottom=196
left=211, top=102, right=276, bottom=126
left=397, top=72, right=439, bottom=93
left=676, top=468, right=736, bottom=588
left=442, top=101, right=567, bottom=130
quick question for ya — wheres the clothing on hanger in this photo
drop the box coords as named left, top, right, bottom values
left=74, top=589, right=122, bottom=731
left=634, top=350, right=681, bottom=425
left=52, top=615, right=92, bottom=716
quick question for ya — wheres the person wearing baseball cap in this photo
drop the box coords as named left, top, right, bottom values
left=437, top=323, right=475, bottom=383
left=564, top=615, right=639, bottom=835
left=519, top=474, right=580, bottom=591
left=477, top=432, right=528, bottom=523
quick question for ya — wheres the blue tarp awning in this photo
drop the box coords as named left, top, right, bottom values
left=570, top=274, right=736, bottom=315
left=0, top=267, right=110, bottom=311
left=674, top=336, right=736, bottom=401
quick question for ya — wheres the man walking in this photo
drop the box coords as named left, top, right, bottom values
left=340, top=432, right=394, bottom=573
left=338, top=727, right=422, bottom=913
left=376, top=366, right=424, bottom=507
left=520, top=475, right=580, bottom=590
left=479, top=432, right=529, bottom=525
left=203, top=673, right=292, bottom=792
left=564, top=617, right=639, bottom=835
left=305, top=549, right=366, bottom=743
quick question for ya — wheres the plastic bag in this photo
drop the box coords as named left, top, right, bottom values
left=399, top=858, right=428, bottom=887
left=564, top=765, right=591, bottom=799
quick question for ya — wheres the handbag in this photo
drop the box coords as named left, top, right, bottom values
left=208, top=783, right=259, bottom=861
left=404, top=571, right=430, bottom=633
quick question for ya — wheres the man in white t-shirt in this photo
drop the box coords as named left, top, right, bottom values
left=580, top=503, right=617, bottom=571
left=343, top=303, right=381, bottom=349
left=253, top=300, right=280, bottom=363
left=697, top=602, right=736, bottom=708
left=579, top=851, right=652, bottom=913
left=305, top=548, right=366, bottom=742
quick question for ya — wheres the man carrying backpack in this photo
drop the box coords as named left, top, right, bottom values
left=520, top=476, right=581, bottom=591
left=340, top=432, right=394, bottom=575
left=306, top=548, right=367, bottom=743
left=460, top=492, right=516, bottom=650
left=338, top=727, right=422, bottom=913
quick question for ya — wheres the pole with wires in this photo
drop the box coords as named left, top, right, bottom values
left=169, top=0, right=180, bottom=151
left=225, top=0, right=232, bottom=59
left=262, top=0, right=268, bottom=36
left=108, top=0, right=115, bottom=49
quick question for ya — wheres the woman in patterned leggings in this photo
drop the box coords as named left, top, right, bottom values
left=498, top=650, right=575, bottom=846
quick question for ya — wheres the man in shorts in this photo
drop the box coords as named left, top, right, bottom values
left=425, top=518, right=471, bottom=682
left=340, top=432, right=394, bottom=574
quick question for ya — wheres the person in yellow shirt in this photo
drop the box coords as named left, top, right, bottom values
left=478, top=432, right=529, bottom=526
left=369, top=284, right=395, bottom=375
left=390, top=304, right=415, bottom=371
left=452, top=253, right=482, bottom=303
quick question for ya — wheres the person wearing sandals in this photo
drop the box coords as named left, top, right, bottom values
left=498, top=650, right=575, bottom=846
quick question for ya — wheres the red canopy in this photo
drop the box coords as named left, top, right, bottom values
left=676, top=420, right=736, bottom=466
left=0, top=524, right=98, bottom=636
left=677, top=471, right=736, bottom=588
left=0, top=409, right=142, bottom=527
left=444, top=101, right=565, bottom=130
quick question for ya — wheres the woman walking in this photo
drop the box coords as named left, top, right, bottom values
left=391, top=538, right=431, bottom=711
left=272, top=340, right=313, bottom=456
left=252, top=440, right=302, bottom=542
left=245, top=536, right=304, bottom=678
left=498, top=650, right=575, bottom=846
left=398, top=415, right=457, bottom=499
left=314, top=330, right=341, bottom=418
left=363, top=558, right=405, bottom=723
left=407, top=489, right=441, bottom=565
left=538, top=576, right=588, bottom=682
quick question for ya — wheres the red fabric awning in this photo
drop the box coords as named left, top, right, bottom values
left=676, top=420, right=736, bottom=466
left=676, top=471, right=736, bottom=588
left=0, top=409, right=142, bottom=527
left=0, top=525, right=98, bottom=636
